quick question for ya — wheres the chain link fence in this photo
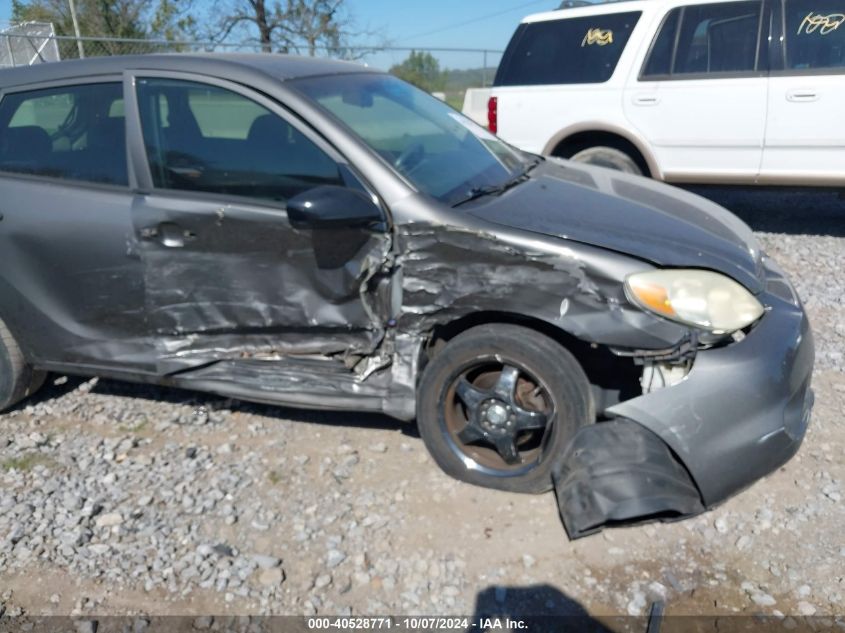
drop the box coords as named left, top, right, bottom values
left=0, top=22, right=61, bottom=67
left=0, top=29, right=502, bottom=109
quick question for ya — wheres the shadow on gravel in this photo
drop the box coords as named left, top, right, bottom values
left=23, top=373, right=418, bottom=436
left=468, top=584, right=613, bottom=632
left=683, top=186, right=844, bottom=236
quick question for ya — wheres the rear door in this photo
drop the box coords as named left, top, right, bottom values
left=760, top=0, right=845, bottom=184
left=625, top=0, right=770, bottom=183
left=0, top=79, right=150, bottom=370
left=126, top=73, right=391, bottom=374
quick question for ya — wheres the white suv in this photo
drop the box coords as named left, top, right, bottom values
left=485, top=0, right=845, bottom=186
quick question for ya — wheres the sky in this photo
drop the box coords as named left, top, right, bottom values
left=0, top=0, right=563, bottom=70
left=347, top=0, right=560, bottom=71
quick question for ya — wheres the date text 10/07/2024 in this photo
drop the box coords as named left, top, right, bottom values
left=307, top=617, right=530, bottom=631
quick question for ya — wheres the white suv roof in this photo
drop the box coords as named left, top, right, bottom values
left=522, top=0, right=754, bottom=23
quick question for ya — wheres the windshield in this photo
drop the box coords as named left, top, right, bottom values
left=291, top=73, right=529, bottom=205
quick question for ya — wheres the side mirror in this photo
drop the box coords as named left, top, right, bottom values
left=287, top=185, right=384, bottom=230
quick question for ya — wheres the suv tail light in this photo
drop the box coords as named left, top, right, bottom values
left=487, top=96, right=498, bottom=134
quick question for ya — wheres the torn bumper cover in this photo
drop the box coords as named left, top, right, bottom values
left=553, top=420, right=704, bottom=539
left=554, top=261, right=815, bottom=539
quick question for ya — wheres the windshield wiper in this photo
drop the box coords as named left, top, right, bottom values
left=452, top=156, right=543, bottom=208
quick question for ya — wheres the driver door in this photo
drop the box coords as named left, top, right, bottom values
left=126, top=73, right=391, bottom=374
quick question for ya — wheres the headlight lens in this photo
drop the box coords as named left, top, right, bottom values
left=625, top=269, right=765, bottom=333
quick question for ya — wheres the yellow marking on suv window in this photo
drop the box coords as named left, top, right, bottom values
left=797, top=12, right=845, bottom=35
left=582, top=28, right=614, bottom=47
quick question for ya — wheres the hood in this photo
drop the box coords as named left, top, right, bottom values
left=467, top=159, right=763, bottom=293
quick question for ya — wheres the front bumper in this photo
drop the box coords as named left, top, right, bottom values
left=555, top=258, right=815, bottom=537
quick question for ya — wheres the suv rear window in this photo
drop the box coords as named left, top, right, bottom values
left=495, top=12, right=641, bottom=86
left=0, top=83, right=127, bottom=186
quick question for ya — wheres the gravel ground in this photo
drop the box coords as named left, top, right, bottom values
left=0, top=187, right=843, bottom=621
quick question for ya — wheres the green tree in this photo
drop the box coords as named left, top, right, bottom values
left=389, top=51, right=446, bottom=93
left=12, top=0, right=196, bottom=43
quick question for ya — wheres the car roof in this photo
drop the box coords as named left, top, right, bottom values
left=0, top=53, right=378, bottom=89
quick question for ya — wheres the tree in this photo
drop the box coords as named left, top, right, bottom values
left=214, top=0, right=377, bottom=57
left=12, top=0, right=196, bottom=42
left=389, top=51, right=446, bottom=93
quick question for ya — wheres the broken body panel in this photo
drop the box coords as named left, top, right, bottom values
left=0, top=55, right=814, bottom=537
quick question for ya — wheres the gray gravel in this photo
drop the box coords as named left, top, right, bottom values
left=0, top=379, right=469, bottom=616
left=1, top=188, right=843, bottom=619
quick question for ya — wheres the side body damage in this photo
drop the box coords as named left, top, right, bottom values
left=165, top=215, right=813, bottom=538
left=160, top=211, right=712, bottom=538
left=164, top=216, right=690, bottom=422
left=0, top=56, right=813, bottom=538
left=0, top=181, right=712, bottom=536
left=0, top=147, right=808, bottom=540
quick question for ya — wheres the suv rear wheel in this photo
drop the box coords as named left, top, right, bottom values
left=416, top=324, right=593, bottom=494
left=0, top=318, right=45, bottom=412
left=570, top=146, right=643, bottom=176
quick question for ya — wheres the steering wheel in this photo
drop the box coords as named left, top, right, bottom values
left=394, top=142, right=425, bottom=173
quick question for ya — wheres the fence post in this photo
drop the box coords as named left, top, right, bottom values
left=68, top=0, right=85, bottom=58
left=5, top=34, right=14, bottom=67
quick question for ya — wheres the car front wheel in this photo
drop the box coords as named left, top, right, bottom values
left=416, top=324, right=593, bottom=494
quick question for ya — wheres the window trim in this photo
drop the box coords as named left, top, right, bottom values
left=770, top=0, right=845, bottom=77
left=638, top=0, right=770, bottom=81
left=0, top=75, right=135, bottom=191
left=124, top=70, right=382, bottom=216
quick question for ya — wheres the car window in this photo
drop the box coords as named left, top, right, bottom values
left=495, top=12, right=642, bottom=86
left=642, top=1, right=763, bottom=78
left=293, top=73, right=528, bottom=205
left=135, top=78, right=343, bottom=204
left=0, top=83, right=127, bottom=186
left=642, top=10, right=681, bottom=77
left=783, top=0, right=845, bottom=71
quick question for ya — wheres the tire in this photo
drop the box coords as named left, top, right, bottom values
left=570, top=146, right=643, bottom=176
left=0, top=317, right=45, bottom=412
left=417, top=324, right=593, bottom=494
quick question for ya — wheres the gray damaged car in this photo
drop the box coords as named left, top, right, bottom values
left=0, top=55, right=814, bottom=538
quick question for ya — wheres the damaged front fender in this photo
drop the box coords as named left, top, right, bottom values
left=393, top=221, right=691, bottom=351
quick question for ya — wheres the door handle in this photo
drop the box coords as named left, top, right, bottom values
left=787, top=90, right=819, bottom=103
left=633, top=95, right=660, bottom=106
left=140, top=222, right=195, bottom=248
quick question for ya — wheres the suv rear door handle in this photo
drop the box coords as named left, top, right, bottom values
left=787, top=90, right=819, bottom=103
left=633, top=95, right=660, bottom=106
